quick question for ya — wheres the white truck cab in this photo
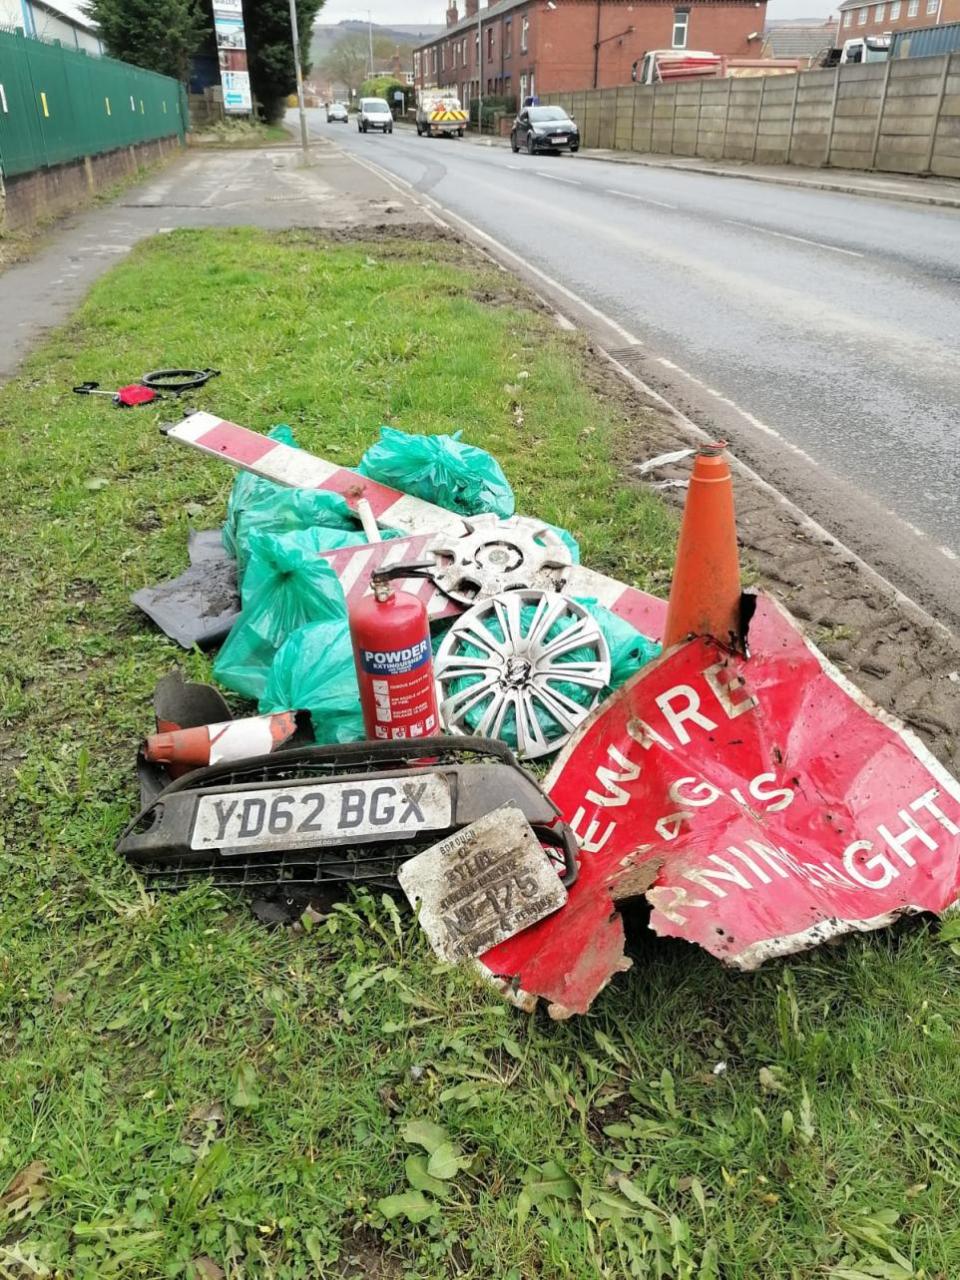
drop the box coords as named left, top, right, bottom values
left=840, top=36, right=890, bottom=62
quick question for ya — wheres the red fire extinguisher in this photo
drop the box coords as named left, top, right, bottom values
left=349, top=565, right=440, bottom=742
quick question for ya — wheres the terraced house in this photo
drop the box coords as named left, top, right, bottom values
left=836, top=0, right=960, bottom=43
left=414, top=0, right=770, bottom=100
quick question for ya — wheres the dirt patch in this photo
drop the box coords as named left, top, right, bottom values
left=576, top=344, right=960, bottom=777
left=337, top=1226, right=404, bottom=1279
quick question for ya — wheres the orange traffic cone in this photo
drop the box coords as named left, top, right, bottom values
left=144, top=711, right=303, bottom=770
left=662, top=442, right=742, bottom=652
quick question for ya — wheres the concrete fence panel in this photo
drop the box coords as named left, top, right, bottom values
left=724, top=78, right=764, bottom=160
left=930, top=54, right=960, bottom=176
left=787, top=67, right=835, bottom=167
left=632, top=85, right=654, bottom=152
left=695, top=79, right=728, bottom=159
left=754, top=77, right=797, bottom=164
left=672, top=82, right=701, bottom=156
left=543, top=51, right=957, bottom=180
left=874, top=55, right=947, bottom=172
left=614, top=85, right=635, bottom=149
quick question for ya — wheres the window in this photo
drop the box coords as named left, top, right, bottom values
left=504, top=18, right=512, bottom=56
left=487, top=27, right=493, bottom=57
left=843, top=9, right=852, bottom=22
left=441, top=43, right=445, bottom=68
left=521, top=14, right=529, bottom=52
left=432, top=47, right=437, bottom=71
left=414, top=50, right=421, bottom=77
left=520, top=72, right=528, bottom=101
left=890, top=0, right=900, bottom=14
left=672, top=6, right=690, bottom=46
left=857, top=7, right=867, bottom=22
left=907, top=0, right=918, bottom=14
left=875, top=2, right=885, bottom=17
left=926, top=0, right=938, bottom=12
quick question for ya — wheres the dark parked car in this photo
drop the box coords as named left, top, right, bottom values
left=511, top=106, right=580, bottom=155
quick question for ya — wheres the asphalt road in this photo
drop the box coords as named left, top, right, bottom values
left=309, top=110, right=960, bottom=620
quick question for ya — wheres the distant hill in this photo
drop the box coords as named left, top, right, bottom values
left=310, top=19, right=443, bottom=65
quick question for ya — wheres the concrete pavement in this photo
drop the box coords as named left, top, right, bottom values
left=0, top=140, right=426, bottom=382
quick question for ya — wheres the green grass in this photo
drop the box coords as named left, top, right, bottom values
left=1, top=228, right=959, bottom=1279
left=189, top=120, right=294, bottom=147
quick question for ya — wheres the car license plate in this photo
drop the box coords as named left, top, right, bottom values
left=551, top=136, right=568, bottom=144
left=190, top=775, right=452, bottom=853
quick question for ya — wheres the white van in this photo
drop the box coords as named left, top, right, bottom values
left=358, top=98, right=393, bottom=134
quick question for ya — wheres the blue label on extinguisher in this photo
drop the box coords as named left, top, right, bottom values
left=360, top=637, right=432, bottom=676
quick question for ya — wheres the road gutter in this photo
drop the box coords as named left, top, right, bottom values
left=459, top=132, right=960, bottom=210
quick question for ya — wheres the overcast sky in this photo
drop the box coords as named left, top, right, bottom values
left=316, top=1, right=835, bottom=26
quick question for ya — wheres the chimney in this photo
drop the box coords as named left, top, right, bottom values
left=446, top=3, right=459, bottom=24
left=464, top=0, right=478, bottom=15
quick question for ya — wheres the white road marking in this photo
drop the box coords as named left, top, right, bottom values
left=536, top=171, right=581, bottom=186
left=605, top=188, right=678, bottom=210
left=722, top=218, right=863, bottom=258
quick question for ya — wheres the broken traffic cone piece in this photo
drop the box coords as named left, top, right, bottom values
left=662, top=442, right=742, bottom=652
left=144, top=710, right=306, bottom=771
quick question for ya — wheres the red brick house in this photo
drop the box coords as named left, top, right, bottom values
left=414, top=0, right=769, bottom=101
left=836, top=0, right=960, bottom=43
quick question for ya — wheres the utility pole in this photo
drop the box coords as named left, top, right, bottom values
left=477, top=7, right=483, bottom=135
left=288, top=0, right=310, bottom=162
left=368, top=9, right=375, bottom=76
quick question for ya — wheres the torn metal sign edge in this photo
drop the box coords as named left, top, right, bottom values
left=474, top=592, right=960, bottom=1012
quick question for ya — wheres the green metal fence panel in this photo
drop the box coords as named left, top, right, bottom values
left=0, top=28, right=185, bottom=179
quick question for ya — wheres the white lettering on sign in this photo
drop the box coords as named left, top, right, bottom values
left=646, top=788, right=960, bottom=923
left=584, top=747, right=642, bottom=808
left=702, top=662, right=759, bottom=719
left=655, top=685, right=718, bottom=745
left=569, top=807, right=615, bottom=855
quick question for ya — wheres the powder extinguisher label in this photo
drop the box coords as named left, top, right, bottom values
left=361, top=638, right=432, bottom=677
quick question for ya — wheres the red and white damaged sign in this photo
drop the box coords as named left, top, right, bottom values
left=480, top=594, right=960, bottom=1016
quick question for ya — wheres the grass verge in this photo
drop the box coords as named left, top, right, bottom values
left=1, top=228, right=959, bottom=1280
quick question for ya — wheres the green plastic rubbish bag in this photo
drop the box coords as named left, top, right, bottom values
left=222, top=424, right=377, bottom=577
left=260, top=620, right=363, bottom=745
left=238, top=525, right=391, bottom=605
left=222, top=424, right=297, bottom=563
left=358, top=426, right=515, bottom=518
left=213, top=530, right=348, bottom=703
left=577, top=598, right=660, bottom=696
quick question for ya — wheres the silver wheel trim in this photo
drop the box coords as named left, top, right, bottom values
left=435, top=591, right=610, bottom=760
left=429, top=515, right=573, bottom=606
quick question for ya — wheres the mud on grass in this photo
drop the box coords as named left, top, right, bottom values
left=3, top=228, right=960, bottom=1278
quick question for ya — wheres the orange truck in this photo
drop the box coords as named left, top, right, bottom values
left=632, top=50, right=807, bottom=84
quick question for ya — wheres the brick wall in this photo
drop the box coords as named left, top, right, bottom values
left=1, top=135, right=176, bottom=232
left=537, top=2, right=767, bottom=92
left=417, top=0, right=768, bottom=99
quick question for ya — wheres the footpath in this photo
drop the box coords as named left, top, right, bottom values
left=466, top=131, right=960, bottom=209
left=0, top=137, right=426, bottom=381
